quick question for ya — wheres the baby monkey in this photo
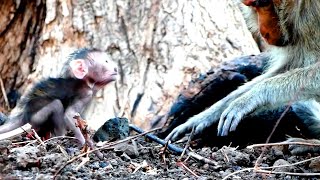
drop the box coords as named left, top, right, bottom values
left=0, top=48, right=118, bottom=159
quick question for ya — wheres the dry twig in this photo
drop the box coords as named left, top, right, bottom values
left=160, top=140, right=170, bottom=163
left=176, top=161, right=199, bottom=178
left=57, top=144, right=70, bottom=159
left=256, top=169, right=320, bottom=176
left=73, top=113, right=104, bottom=160
left=75, top=157, right=90, bottom=171
left=180, top=127, right=195, bottom=160
left=220, top=148, right=230, bottom=163
left=12, top=140, right=36, bottom=146
left=247, top=141, right=320, bottom=149
left=222, top=155, right=320, bottom=180
left=31, top=129, right=46, bottom=148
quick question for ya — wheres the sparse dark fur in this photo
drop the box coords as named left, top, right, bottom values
left=0, top=48, right=118, bottom=159
left=21, top=78, right=86, bottom=134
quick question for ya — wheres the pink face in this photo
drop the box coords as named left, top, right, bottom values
left=87, top=52, right=118, bottom=86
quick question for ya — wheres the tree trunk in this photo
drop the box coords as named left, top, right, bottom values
left=0, top=0, right=259, bottom=130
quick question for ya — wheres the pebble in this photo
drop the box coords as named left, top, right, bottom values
left=309, top=158, right=320, bottom=172
left=273, top=159, right=296, bottom=172
left=89, top=162, right=100, bottom=170
left=110, top=159, right=118, bottom=166
left=120, top=153, right=131, bottom=162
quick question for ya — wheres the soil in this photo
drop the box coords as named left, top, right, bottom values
left=0, top=132, right=320, bottom=180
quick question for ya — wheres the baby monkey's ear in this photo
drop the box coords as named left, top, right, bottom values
left=69, top=59, right=88, bottom=79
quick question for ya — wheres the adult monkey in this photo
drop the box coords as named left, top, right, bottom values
left=166, top=0, right=320, bottom=154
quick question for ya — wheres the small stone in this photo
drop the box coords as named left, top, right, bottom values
left=78, top=168, right=85, bottom=173
left=64, top=171, right=73, bottom=177
left=65, top=147, right=79, bottom=156
left=89, top=162, right=100, bottom=170
left=114, top=143, right=139, bottom=158
left=99, top=162, right=108, bottom=168
left=10, top=146, right=40, bottom=168
left=120, top=153, right=131, bottom=162
left=203, top=163, right=209, bottom=170
left=221, top=169, right=233, bottom=179
left=260, top=163, right=269, bottom=168
left=309, top=158, right=320, bottom=172
left=271, top=146, right=284, bottom=157
left=0, top=140, right=12, bottom=149
left=93, top=117, right=130, bottom=142
left=0, top=140, right=11, bottom=157
left=110, top=159, right=118, bottom=166
left=233, top=152, right=250, bottom=166
left=273, top=159, right=296, bottom=172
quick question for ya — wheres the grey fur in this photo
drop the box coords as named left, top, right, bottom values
left=166, top=1, right=320, bottom=146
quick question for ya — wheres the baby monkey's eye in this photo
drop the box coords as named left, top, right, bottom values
left=105, top=60, right=109, bottom=63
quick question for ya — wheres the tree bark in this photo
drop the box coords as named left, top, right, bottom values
left=0, top=0, right=259, bottom=130
left=0, top=0, right=45, bottom=111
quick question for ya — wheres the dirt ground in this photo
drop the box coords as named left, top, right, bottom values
left=1, top=131, right=320, bottom=180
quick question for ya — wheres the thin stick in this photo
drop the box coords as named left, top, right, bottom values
left=31, top=129, right=46, bottom=148
left=118, top=84, right=133, bottom=117
left=180, top=127, right=195, bottom=159
left=247, top=141, right=320, bottom=149
left=0, top=77, right=10, bottom=110
left=222, top=155, right=320, bottom=180
left=221, top=167, right=254, bottom=180
left=187, top=151, right=218, bottom=166
left=256, top=169, right=320, bottom=176
left=42, top=136, right=77, bottom=144
left=254, top=105, right=291, bottom=168
left=12, top=140, right=36, bottom=146
left=220, top=148, right=230, bottom=163
left=34, top=136, right=77, bottom=147
left=176, top=161, right=199, bottom=178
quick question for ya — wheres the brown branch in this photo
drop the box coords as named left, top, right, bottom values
left=73, top=113, right=103, bottom=159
